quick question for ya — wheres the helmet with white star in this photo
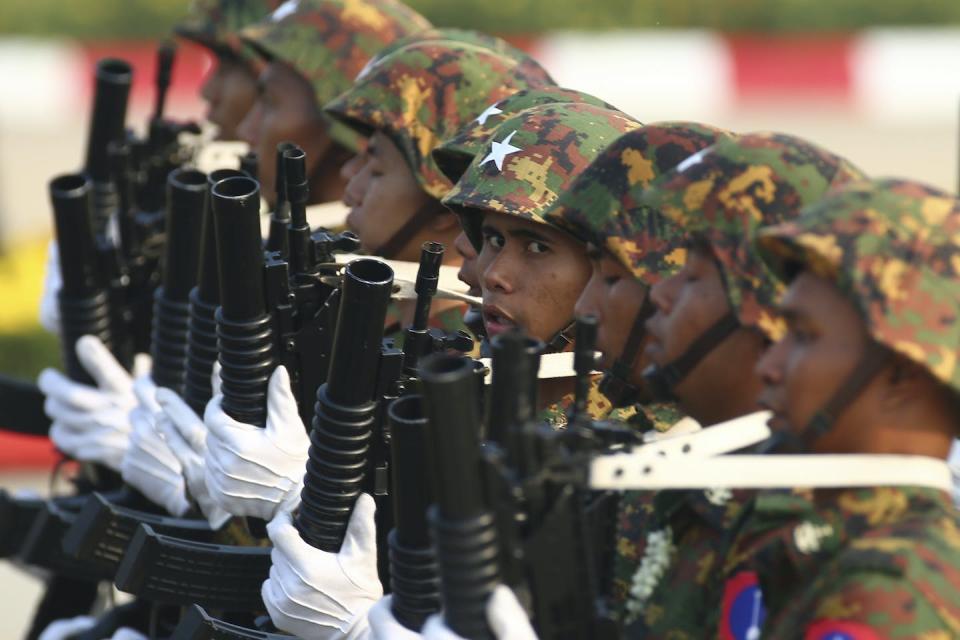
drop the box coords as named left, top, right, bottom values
left=432, top=85, right=619, bottom=185
left=324, top=39, right=553, bottom=199
left=441, top=101, right=641, bottom=251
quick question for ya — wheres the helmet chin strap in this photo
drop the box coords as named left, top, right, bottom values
left=759, top=341, right=891, bottom=454
left=372, top=201, right=444, bottom=260
left=545, top=320, right=577, bottom=353
left=641, top=311, right=741, bottom=402
left=598, top=297, right=657, bottom=408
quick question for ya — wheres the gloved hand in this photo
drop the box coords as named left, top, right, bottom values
left=367, top=595, right=423, bottom=639
left=156, top=387, right=231, bottom=528
left=262, top=494, right=382, bottom=640
left=38, top=239, right=61, bottom=335
left=37, top=335, right=148, bottom=472
left=37, top=615, right=96, bottom=640
left=204, top=366, right=309, bottom=520
left=421, top=585, right=538, bottom=640
left=121, top=375, right=190, bottom=517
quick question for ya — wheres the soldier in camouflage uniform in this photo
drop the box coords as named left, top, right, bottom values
left=235, top=0, right=431, bottom=205
left=175, top=0, right=283, bottom=140
left=538, top=122, right=728, bottom=614
left=323, top=38, right=553, bottom=336
left=708, top=178, right=960, bottom=639
left=432, top=85, right=622, bottom=349
left=612, top=132, right=866, bottom=638
left=440, top=102, right=641, bottom=423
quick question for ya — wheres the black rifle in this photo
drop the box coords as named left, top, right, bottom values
left=423, top=323, right=631, bottom=639
left=419, top=353, right=501, bottom=640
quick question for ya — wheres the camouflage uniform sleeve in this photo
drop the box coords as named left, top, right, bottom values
left=780, top=564, right=960, bottom=639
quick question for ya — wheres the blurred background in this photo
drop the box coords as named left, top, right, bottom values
left=0, top=0, right=959, bottom=632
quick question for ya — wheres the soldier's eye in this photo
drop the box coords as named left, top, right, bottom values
left=604, top=275, right=621, bottom=287
left=527, top=241, right=549, bottom=254
left=484, top=231, right=504, bottom=249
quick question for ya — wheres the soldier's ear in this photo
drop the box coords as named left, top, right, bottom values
left=430, top=209, right=461, bottom=233
left=880, top=356, right=929, bottom=410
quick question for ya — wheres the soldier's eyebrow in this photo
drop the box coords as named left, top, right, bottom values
left=506, top=227, right=551, bottom=244
left=777, top=306, right=806, bottom=328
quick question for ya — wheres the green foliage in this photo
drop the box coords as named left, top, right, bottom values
left=0, top=326, right=59, bottom=380
left=1, top=0, right=959, bottom=38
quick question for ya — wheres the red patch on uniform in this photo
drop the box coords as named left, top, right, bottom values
left=720, top=570, right=766, bottom=640
left=804, top=619, right=884, bottom=640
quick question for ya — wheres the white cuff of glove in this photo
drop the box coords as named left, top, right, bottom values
left=39, top=239, right=61, bottom=336
left=262, top=494, right=383, bottom=640
left=121, top=375, right=191, bottom=517
left=367, top=595, right=423, bottom=639
left=422, top=586, right=538, bottom=640
left=204, top=366, right=309, bottom=521
left=156, top=387, right=231, bottom=528
left=37, top=615, right=97, bottom=640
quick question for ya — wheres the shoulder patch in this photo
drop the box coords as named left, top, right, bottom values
left=803, top=619, right=883, bottom=640
left=720, top=570, right=766, bottom=640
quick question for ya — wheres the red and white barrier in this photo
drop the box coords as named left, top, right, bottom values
left=3, top=29, right=959, bottom=131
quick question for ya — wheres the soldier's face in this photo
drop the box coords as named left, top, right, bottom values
left=236, top=61, right=333, bottom=206
left=645, top=245, right=764, bottom=424
left=575, top=250, right=651, bottom=374
left=342, top=131, right=441, bottom=261
left=756, top=271, right=879, bottom=453
left=453, top=230, right=481, bottom=295
left=200, top=54, right=258, bottom=141
left=478, top=214, right=590, bottom=344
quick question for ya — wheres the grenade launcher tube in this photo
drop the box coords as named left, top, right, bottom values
left=295, top=258, right=393, bottom=551
left=211, top=176, right=274, bottom=426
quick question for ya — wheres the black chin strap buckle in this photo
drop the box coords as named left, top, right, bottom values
left=545, top=320, right=576, bottom=353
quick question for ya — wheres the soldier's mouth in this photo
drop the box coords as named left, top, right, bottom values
left=482, top=304, right=517, bottom=337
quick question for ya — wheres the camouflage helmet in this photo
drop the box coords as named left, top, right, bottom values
left=175, top=0, right=282, bottom=70
left=757, top=178, right=960, bottom=393
left=541, top=122, right=730, bottom=288
left=239, top=0, right=431, bottom=149
left=355, top=28, right=554, bottom=90
left=433, top=86, right=619, bottom=185
left=441, top=102, right=642, bottom=251
left=639, top=132, right=867, bottom=339
left=324, top=40, right=554, bottom=199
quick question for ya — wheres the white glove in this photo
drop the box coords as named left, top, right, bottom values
left=949, top=439, right=960, bottom=508
left=108, top=629, right=148, bottom=640
left=156, top=387, right=231, bottom=528
left=37, top=615, right=96, bottom=640
left=262, top=494, right=383, bottom=640
left=422, top=586, right=538, bottom=640
left=121, top=375, right=190, bottom=517
left=37, top=335, right=148, bottom=472
left=39, top=239, right=61, bottom=335
left=204, top=366, right=309, bottom=520
left=367, top=595, right=424, bottom=639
